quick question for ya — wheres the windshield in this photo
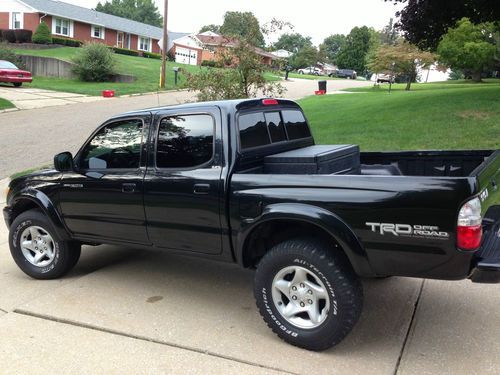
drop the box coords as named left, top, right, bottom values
left=0, top=61, right=18, bottom=69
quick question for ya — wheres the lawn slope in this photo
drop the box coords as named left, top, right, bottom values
left=0, top=98, right=15, bottom=110
left=299, top=81, right=500, bottom=150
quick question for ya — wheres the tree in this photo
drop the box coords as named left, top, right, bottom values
left=386, top=0, right=499, bottom=50
left=220, top=11, right=265, bottom=47
left=289, top=45, right=318, bottom=69
left=199, top=24, right=221, bottom=34
left=380, top=18, right=398, bottom=45
left=319, top=34, right=346, bottom=64
left=368, top=41, right=436, bottom=90
left=437, top=18, right=496, bottom=82
left=72, top=42, right=117, bottom=82
left=95, top=0, right=163, bottom=27
left=32, top=21, right=52, bottom=44
left=273, top=33, right=312, bottom=53
left=336, top=26, right=373, bottom=73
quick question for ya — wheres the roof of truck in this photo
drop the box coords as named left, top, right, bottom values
left=115, top=98, right=301, bottom=118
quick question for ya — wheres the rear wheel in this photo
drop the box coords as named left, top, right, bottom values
left=13, top=82, right=22, bottom=87
left=254, top=238, right=363, bottom=351
left=9, top=209, right=81, bottom=279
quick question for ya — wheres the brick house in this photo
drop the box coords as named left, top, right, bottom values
left=171, top=31, right=277, bottom=66
left=0, top=0, right=188, bottom=54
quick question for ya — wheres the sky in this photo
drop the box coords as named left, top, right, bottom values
left=62, top=0, right=404, bottom=45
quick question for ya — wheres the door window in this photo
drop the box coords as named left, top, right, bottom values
left=80, top=119, right=143, bottom=170
left=156, top=114, right=214, bottom=168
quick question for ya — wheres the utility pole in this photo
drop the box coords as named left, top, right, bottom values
left=160, top=0, right=168, bottom=88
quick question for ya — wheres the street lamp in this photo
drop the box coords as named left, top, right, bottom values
left=160, top=0, right=169, bottom=89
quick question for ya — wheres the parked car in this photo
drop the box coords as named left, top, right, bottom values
left=4, top=98, right=499, bottom=351
left=297, top=66, right=322, bottom=75
left=0, top=60, right=32, bottom=87
left=377, top=73, right=395, bottom=83
left=331, top=69, right=357, bottom=79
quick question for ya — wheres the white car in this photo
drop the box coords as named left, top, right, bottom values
left=297, top=66, right=322, bottom=76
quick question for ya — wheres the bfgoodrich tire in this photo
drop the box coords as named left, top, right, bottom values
left=254, top=238, right=363, bottom=351
left=9, top=209, right=81, bottom=280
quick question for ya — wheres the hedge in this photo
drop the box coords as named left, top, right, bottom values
left=112, top=47, right=139, bottom=56
left=14, top=29, right=32, bottom=43
left=143, top=51, right=161, bottom=59
left=52, top=36, right=83, bottom=47
left=0, top=29, right=16, bottom=43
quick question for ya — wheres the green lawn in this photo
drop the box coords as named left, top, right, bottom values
left=299, top=80, right=500, bottom=150
left=0, top=98, right=15, bottom=110
left=14, top=47, right=206, bottom=96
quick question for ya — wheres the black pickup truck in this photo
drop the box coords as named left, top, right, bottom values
left=4, top=98, right=499, bottom=351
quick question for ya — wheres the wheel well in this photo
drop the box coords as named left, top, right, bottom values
left=242, top=220, right=347, bottom=268
left=9, top=199, right=42, bottom=226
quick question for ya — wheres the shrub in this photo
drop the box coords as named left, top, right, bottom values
left=0, top=44, right=26, bottom=69
left=52, top=36, right=83, bottom=47
left=1, top=30, right=16, bottom=43
left=72, top=42, right=116, bottom=82
left=143, top=51, right=161, bottom=59
left=113, top=47, right=139, bottom=56
left=201, top=60, right=216, bottom=67
left=14, top=29, right=32, bottom=43
left=32, top=22, right=52, bottom=44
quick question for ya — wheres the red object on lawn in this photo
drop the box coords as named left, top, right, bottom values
left=0, top=60, right=33, bottom=87
left=102, top=90, right=115, bottom=98
left=315, top=90, right=326, bottom=95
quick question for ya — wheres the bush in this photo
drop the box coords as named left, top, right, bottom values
left=52, top=36, right=83, bottom=47
left=201, top=60, right=216, bottom=67
left=1, top=30, right=16, bottom=43
left=72, top=42, right=116, bottom=82
left=0, top=44, right=26, bottom=69
left=32, top=22, right=52, bottom=44
left=112, top=47, right=139, bottom=56
left=14, top=29, right=32, bottom=43
left=143, top=51, right=161, bottom=59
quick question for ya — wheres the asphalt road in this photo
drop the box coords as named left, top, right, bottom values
left=0, top=78, right=370, bottom=178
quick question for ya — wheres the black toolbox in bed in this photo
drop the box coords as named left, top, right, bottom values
left=264, top=145, right=360, bottom=175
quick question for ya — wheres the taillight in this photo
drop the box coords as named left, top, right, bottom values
left=262, top=98, right=278, bottom=106
left=457, top=197, right=482, bottom=250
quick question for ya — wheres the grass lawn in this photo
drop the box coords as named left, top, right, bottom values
left=14, top=47, right=206, bottom=96
left=0, top=98, right=15, bottom=110
left=298, top=80, right=500, bottom=150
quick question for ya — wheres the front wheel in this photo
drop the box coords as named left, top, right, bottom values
left=254, top=238, right=363, bottom=351
left=13, top=82, right=22, bottom=87
left=9, top=209, right=81, bottom=279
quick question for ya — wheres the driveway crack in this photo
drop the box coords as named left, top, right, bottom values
left=393, top=279, right=425, bottom=375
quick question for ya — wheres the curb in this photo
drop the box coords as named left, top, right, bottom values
left=0, top=108, right=19, bottom=114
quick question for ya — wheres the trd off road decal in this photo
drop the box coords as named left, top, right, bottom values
left=366, top=222, right=449, bottom=240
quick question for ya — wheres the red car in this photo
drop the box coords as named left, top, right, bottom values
left=0, top=60, right=32, bottom=87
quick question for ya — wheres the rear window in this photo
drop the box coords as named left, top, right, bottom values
left=282, top=110, right=311, bottom=140
left=238, top=109, right=310, bottom=149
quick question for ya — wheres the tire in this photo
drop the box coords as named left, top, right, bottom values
left=9, top=209, right=81, bottom=280
left=13, top=82, right=22, bottom=87
left=254, top=238, right=363, bottom=351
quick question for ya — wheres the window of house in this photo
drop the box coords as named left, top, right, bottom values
left=92, top=25, right=105, bottom=39
left=11, top=12, right=22, bottom=29
left=138, top=37, right=151, bottom=52
left=54, top=18, right=71, bottom=37
left=156, top=115, right=214, bottom=169
left=80, top=119, right=144, bottom=170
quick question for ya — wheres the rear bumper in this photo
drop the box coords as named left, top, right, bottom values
left=0, top=76, right=33, bottom=83
left=469, top=220, right=500, bottom=283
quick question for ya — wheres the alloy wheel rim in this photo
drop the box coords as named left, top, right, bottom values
left=271, top=265, right=330, bottom=329
left=20, top=226, right=56, bottom=268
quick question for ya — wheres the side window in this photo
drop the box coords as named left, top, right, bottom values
left=156, top=114, right=214, bottom=168
left=80, top=119, right=143, bottom=169
left=282, top=110, right=311, bottom=140
left=265, top=112, right=287, bottom=143
left=238, top=112, right=270, bottom=149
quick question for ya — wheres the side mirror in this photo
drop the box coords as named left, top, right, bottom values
left=54, top=152, right=74, bottom=172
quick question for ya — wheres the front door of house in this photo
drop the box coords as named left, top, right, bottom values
left=117, top=32, right=124, bottom=48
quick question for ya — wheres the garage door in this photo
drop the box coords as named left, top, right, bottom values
left=175, top=47, right=198, bottom=65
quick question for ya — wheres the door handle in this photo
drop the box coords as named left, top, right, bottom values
left=122, top=183, right=136, bottom=193
left=193, top=183, right=210, bottom=194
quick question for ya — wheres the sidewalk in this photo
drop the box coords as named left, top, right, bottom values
left=1, top=176, right=499, bottom=374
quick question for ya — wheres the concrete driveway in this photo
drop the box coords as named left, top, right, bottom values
left=0, top=182, right=499, bottom=374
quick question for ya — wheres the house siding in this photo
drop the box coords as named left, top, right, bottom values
left=23, top=13, right=40, bottom=31
left=0, top=13, right=9, bottom=29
